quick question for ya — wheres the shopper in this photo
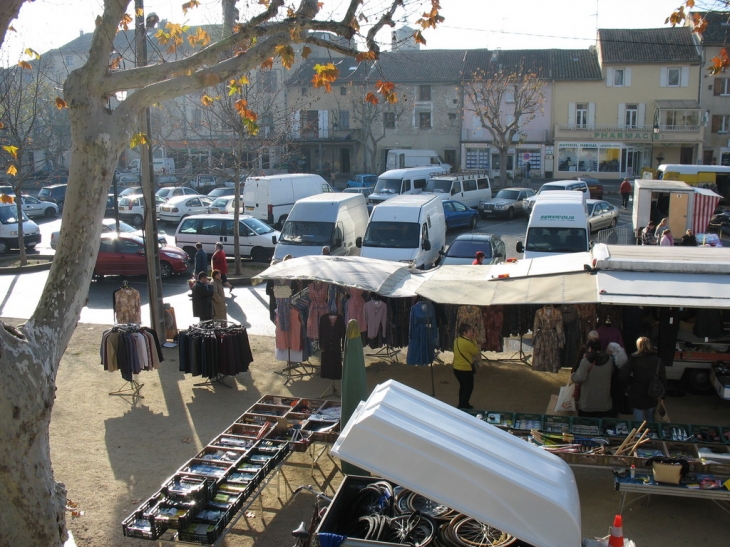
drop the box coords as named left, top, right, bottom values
left=654, top=218, right=669, bottom=242
left=619, top=178, right=632, bottom=209
left=193, top=242, right=208, bottom=277
left=620, top=337, right=666, bottom=422
left=659, top=229, right=674, bottom=246
left=680, top=229, right=698, bottom=246
left=472, top=251, right=485, bottom=265
left=192, top=271, right=214, bottom=321
left=211, top=242, right=234, bottom=295
left=641, top=221, right=657, bottom=245
left=571, top=339, right=615, bottom=418
left=573, top=330, right=600, bottom=372
left=211, top=269, right=227, bottom=320
left=321, top=246, right=331, bottom=255
left=452, top=323, right=481, bottom=409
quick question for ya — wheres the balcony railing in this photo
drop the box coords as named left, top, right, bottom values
left=557, top=124, right=701, bottom=132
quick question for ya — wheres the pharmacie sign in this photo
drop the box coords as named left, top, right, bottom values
left=592, top=131, right=660, bottom=141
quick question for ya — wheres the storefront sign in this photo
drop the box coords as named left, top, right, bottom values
left=592, top=132, right=660, bottom=141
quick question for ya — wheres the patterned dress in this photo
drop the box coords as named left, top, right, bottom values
left=532, top=306, right=565, bottom=373
left=456, top=305, right=486, bottom=346
left=307, top=281, right=329, bottom=340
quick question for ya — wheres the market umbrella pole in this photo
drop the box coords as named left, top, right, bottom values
left=340, top=319, right=370, bottom=476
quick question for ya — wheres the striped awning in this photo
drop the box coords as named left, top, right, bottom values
left=692, top=187, right=721, bottom=234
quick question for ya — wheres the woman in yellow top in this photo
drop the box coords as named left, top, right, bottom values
left=453, top=323, right=481, bottom=409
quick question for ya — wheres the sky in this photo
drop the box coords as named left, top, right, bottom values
left=0, top=0, right=694, bottom=64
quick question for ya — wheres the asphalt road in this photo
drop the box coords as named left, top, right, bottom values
left=1, top=189, right=631, bottom=335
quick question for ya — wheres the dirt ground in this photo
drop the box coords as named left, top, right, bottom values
left=11, top=319, right=728, bottom=547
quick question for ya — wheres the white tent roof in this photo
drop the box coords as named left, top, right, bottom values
left=332, top=380, right=582, bottom=547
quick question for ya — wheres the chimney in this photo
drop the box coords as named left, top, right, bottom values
left=79, top=30, right=84, bottom=37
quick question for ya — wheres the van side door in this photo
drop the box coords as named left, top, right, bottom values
left=402, top=179, right=411, bottom=194
left=451, top=180, right=462, bottom=198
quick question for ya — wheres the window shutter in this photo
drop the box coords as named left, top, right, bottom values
left=568, top=102, right=576, bottom=125
left=625, top=68, right=632, bottom=87
left=618, top=103, right=626, bottom=126
left=712, top=115, right=721, bottom=133
left=638, top=103, right=646, bottom=127
left=681, top=67, right=689, bottom=87
left=588, top=103, right=596, bottom=126
left=715, top=78, right=723, bottom=96
left=659, top=67, right=668, bottom=88
left=319, top=110, right=329, bottom=138
left=291, top=111, right=300, bottom=138
left=606, top=68, right=614, bottom=87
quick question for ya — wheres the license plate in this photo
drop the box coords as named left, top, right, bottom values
left=245, top=206, right=254, bottom=211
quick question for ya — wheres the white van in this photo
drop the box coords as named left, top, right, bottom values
left=0, top=203, right=41, bottom=254
left=242, top=173, right=332, bottom=228
left=386, top=149, right=452, bottom=171
left=273, top=193, right=369, bottom=261
left=128, top=157, right=176, bottom=174
left=175, top=214, right=279, bottom=263
left=422, top=172, right=491, bottom=208
left=358, top=194, right=446, bottom=269
left=516, top=191, right=590, bottom=259
left=367, top=166, right=449, bottom=209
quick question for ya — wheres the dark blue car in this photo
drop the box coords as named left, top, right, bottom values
left=443, top=200, right=479, bottom=231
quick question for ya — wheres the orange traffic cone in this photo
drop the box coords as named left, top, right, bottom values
left=608, top=514, right=624, bottom=547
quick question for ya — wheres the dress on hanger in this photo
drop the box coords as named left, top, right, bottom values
left=532, top=305, right=565, bottom=373
left=456, top=305, right=486, bottom=346
left=319, top=313, right=345, bottom=379
left=345, top=288, right=367, bottom=332
left=307, top=281, right=329, bottom=340
left=363, top=298, right=387, bottom=348
left=406, top=301, right=438, bottom=365
left=113, top=286, right=141, bottom=324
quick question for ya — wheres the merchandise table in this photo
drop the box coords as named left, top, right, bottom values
left=614, top=474, right=730, bottom=515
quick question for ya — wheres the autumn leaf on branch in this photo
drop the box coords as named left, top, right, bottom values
left=187, top=27, right=210, bottom=48
left=709, top=48, right=730, bottom=75
left=130, top=132, right=148, bottom=148
left=119, top=13, right=133, bottom=32
left=260, top=58, right=274, bottom=70
left=156, top=22, right=188, bottom=54
left=55, top=97, right=68, bottom=110
left=275, top=45, right=295, bottom=69
left=5, top=165, right=18, bottom=177
left=24, top=48, right=40, bottom=60
left=201, top=95, right=216, bottom=106
left=365, top=92, right=379, bottom=105
left=18, top=60, right=32, bottom=70
left=3, top=145, right=19, bottom=159
left=301, top=46, right=312, bottom=59
left=0, top=191, right=14, bottom=201
left=312, top=63, right=339, bottom=92
left=356, top=50, right=378, bottom=62
left=376, top=80, right=398, bottom=104
left=182, top=0, right=200, bottom=15
left=416, top=0, right=444, bottom=30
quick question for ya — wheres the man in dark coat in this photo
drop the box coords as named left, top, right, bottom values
left=192, top=271, right=214, bottom=321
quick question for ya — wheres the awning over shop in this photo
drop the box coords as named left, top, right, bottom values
left=332, top=380, right=582, bottom=547
left=655, top=99, right=700, bottom=110
left=693, top=187, right=722, bottom=234
left=251, top=255, right=432, bottom=297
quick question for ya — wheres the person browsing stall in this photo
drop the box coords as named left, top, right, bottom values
left=211, top=269, right=227, bottom=320
left=472, top=251, right=485, bottom=265
left=619, top=337, right=666, bottom=422
left=211, top=242, right=234, bottom=295
left=192, top=271, right=214, bottom=321
left=660, top=229, right=674, bottom=246
left=452, top=323, right=481, bottom=410
left=641, top=221, right=657, bottom=245
left=570, top=338, right=615, bottom=418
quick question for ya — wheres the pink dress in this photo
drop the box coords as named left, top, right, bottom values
left=346, top=288, right=367, bottom=332
left=307, top=281, right=329, bottom=340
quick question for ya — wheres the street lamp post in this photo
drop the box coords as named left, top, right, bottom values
left=650, top=118, right=660, bottom=169
left=136, top=1, right=166, bottom=340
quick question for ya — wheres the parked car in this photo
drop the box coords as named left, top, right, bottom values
left=51, top=218, right=167, bottom=250
left=37, top=183, right=67, bottom=212
left=93, top=233, right=189, bottom=279
left=346, top=174, right=378, bottom=188
left=118, top=186, right=142, bottom=199
left=0, top=185, right=14, bottom=196
left=207, top=196, right=243, bottom=214
left=155, top=174, right=179, bottom=187
left=186, top=174, right=218, bottom=190
left=342, top=187, right=373, bottom=198
left=207, top=187, right=236, bottom=199
left=18, top=195, right=58, bottom=218
left=117, top=194, right=165, bottom=226
left=443, top=199, right=479, bottom=231
left=156, top=186, right=200, bottom=202
left=478, top=187, right=535, bottom=219
left=524, top=180, right=589, bottom=214
left=572, top=177, right=604, bottom=200
left=0, top=203, right=41, bottom=254
left=105, top=193, right=117, bottom=217
left=586, top=199, right=619, bottom=233
left=439, top=233, right=506, bottom=265
left=158, top=195, right=213, bottom=224
left=114, top=169, right=139, bottom=186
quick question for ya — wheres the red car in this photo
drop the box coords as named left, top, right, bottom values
left=94, top=233, right=190, bottom=279
left=572, top=177, right=604, bottom=200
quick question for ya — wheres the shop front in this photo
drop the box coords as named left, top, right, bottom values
left=462, top=143, right=544, bottom=181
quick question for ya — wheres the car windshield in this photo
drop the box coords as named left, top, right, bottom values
left=363, top=221, right=419, bottom=248
left=447, top=239, right=492, bottom=258
left=424, top=179, right=452, bottom=193
left=495, top=190, right=519, bottom=200
left=525, top=228, right=588, bottom=253
left=361, top=175, right=378, bottom=185
left=38, top=189, right=51, bottom=199
left=373, top=178, right=401, bottom=194
left=212, top=198, right=229, bottom=207
left=0, top=206, right=29, bottom=224
left=538, top=185, right=567, bottom=194
left=242, top=217, right=274, bottom=235
left=279, top=221, right=334, bottom=245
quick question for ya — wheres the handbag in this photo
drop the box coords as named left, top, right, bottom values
left=647, top=358, right=665, bottom=399
left=646, top=456, right=689, bottom=485
left=654, top=399, right=670, bottom=423
left=554, top=382, right=577, bottom=413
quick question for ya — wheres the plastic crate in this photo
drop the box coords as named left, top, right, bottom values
left=691, top=425, right=724, bottom=444
left=484, top=411, right=514, bottom=428
left=513, top=413, right=543, bottom=431
left=630, top=420, right=662, bottom=440
left=659, top=423, right=692, bottom=442
left=571, top=417, right=601, bottom=436
left=122, top=499, right=167, bottom=540
left=209, top=434, right=258, bottom=451
left=256, top=395, right=301, bottom=408
left=664, top=442, right=699, bottom=461
left=145, top=500, right=192, bottom=530
left=631, top=440, right=666, bottom=459
left=178, top=518, right=226, bottom=545
left=179, top=459, right=233, bottom=481
left=196, top=446, right=247, bottom=466
left=600, top=418, right=631, bottom=438
left=542, top=415, right=571, bottom=434
left=227, top=422, right=264, bottom=438
left=162, top=475, right=215, bottom=505
left=248, top=403, right=291, bottom=417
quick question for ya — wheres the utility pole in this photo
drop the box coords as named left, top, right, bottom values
left=135, top=0, right=166, bottom=339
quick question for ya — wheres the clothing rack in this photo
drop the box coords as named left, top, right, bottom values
left=320, top=379, right=340, bottom=398
left=109, top=379, right=144, bottom=399
left=274, top=287, right=319, bottom=384
left=102, top=323, right=161, bottom=401
left=366, top=343, right=399, bottom=362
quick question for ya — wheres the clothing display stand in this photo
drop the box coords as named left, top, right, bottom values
left=275, top=359, right=318, bottom=384
left=320, top=379, right=340, bottom=398
left=366, top=343, right=399, bottom=362
left=108, top=379, right=144, bottom=399
left=194, top=373, right=232, bottom=388
left=504, top=335, right=532, bottom=365
left=187, top=320, right=248, bottom=389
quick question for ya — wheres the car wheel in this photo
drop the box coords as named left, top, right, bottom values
left=160, top=261, right=173, bottom=279
left=25, top=244, right=36, bottom=251
left=251, top=247, right=269, bottom=263
left=610, top=217, right=617, bottom=228
left=44, top=207, right=57, bottom=218
left=681, top=368, right=715, bottom=395
left=469, top=216, right=478, bottom=230
left=506, top=207, right=515, bottom=220
left=0, top=239, right=8, bottom=254
left=132, top=214, right=143, bottom=227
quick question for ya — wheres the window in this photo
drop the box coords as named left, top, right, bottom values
left=712, top=114, right=730, bottom=133
left=667, top=68, right=680, bottom=87
left=338, top=110, right=350, bottom=129
left=625, top=104, right=638, bottom=128
left=613, top=69, right=624, bottom=86
left=576, top=104, right=588, bottom=127
left=65, top=55, right=75, bottom=67
left=260, top=114, right=274, bottom=136
left=462, top=180, right=476, bottom=192
left=448, top=113, right=456, bottom=121
left=664, top=109, right=699, bottom=128
left=419, top=85, right=431, bottom=101
left=340, top=86, right=347, bottom=96
left=714, top=78, right=730, bottom=96
left=477, top=177, right=489, bottom=190
left=383, top=112, right=396, bottom=129
left=258, top=70, right=277, bottom=93
left=418, top=111, right=431, bottom=129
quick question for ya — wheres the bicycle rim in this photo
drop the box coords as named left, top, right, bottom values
left=449, top=516, right=516, bottom=547
left=383, top=514, right=435, bottom=547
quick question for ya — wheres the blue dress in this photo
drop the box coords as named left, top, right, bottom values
left=406, top=301, right=438, bottom=365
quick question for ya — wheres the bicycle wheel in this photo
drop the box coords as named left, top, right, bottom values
left=407, top=492, right=454, bottom=520
left=383, top=513, right=436, bottom=547
left=448, top=515, right=516, bottom=547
